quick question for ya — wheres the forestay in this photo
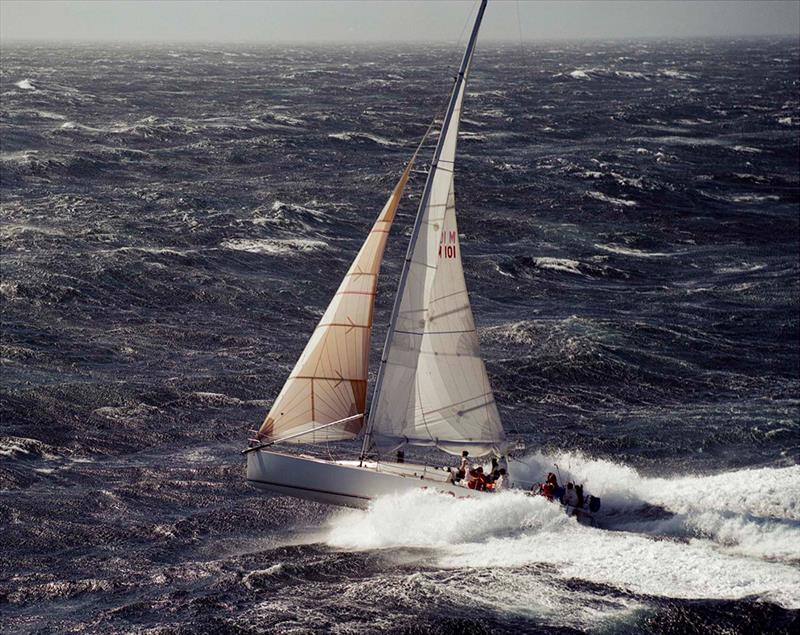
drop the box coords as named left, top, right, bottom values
left=258, top=160, right=415, bottom=444
left=367, top=4, right=505, bottom=458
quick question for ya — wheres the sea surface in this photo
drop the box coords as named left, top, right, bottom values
left=1, top=37, right=799, bottom=634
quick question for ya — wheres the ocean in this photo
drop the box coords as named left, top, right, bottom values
left=1, top=38, right=798, bottom=634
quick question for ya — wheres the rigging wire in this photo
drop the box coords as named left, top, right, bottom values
left=516, top=0, right=526, bottom=58
left=501, top=0, right=529, bottom=449
left=399, top=0, right=480, bottom=156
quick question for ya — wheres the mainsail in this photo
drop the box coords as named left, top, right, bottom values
left=258, top=159, right=416, bottom=443
left=365, top=0, right=504, bottom=458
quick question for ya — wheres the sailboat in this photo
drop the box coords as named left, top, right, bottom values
left=245, top=1, right=596, bottom=514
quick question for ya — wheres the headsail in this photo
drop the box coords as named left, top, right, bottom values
left=365, top=0, right=504, bottom=458
left=258, top=158, right=415, bottom=444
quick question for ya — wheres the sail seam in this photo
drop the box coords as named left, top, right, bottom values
left=423, top=398, right=496, bottom=418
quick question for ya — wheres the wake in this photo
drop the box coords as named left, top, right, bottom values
left=325, top=453, right=800, bottom=610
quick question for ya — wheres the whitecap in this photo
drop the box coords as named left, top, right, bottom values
left=190, top=391, right=269, bottom=407
left=716, top=262, right=766, bottom=274
left=328, top=131, right=397, bottom=146
left=659, top=69, right=697, bottom=80
left=15, top=79, right=36, bottom=90
left=615, top=70, right=648, bottom=80
left=732, top=145, right=762, bottom=153
left=587, top=191, right=637, bottom=207
left=243, top=565, right=285, bottom=590
left=534, top=257, right=583, bottom=275
left=0, top=150, right=39, bottom=164
left=458, top=131, right=488, bottom=141
left=729, top=194, right=780, bottom=203
left=594, top=243, right=674, bottom=258
left=220, top=238, right=328, bottom=255
left=92, top=404, right=161, bottom=420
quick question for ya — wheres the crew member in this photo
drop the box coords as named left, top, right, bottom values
left=563, top=482, right=579, bottom=507
left=454, top=450, right=469, bottom=482
left=467, top=466, right=485, bottom=490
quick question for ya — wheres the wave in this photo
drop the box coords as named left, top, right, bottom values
left=328, top=131, right=397, bottom=146
left=92, top=403, right=162, bottom=421
left=594, top=243, right=675, bottom=258
left=701, top=191, right=781, bottom=204
left=220, top=238, right=328, bottom=255
left=659, top=68, right=698, bottom=80
left=732, top=145, right=762, bottom=154
left=0, top=436, right=60, bottom=460
left=250, top=111, right=305, bottom=127
left=576, top=169, right=647, bottom=190
left=564, top=68, right=692, bottom=82
left=189, top=391, right=269, bottom=407
left=0, top=150, right=40, bottom=165
left=730, top=194, right=781, bottom=203
left=325, top=454, right=800, bottom=610
left=715, top=262, right=766, bottom=274
left=587, top=191, right=637, bottom=207
left=15, top=79, right=36, bottom=90
left=534, top=257, right=583, bottom=275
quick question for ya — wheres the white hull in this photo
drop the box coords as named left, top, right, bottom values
left=246, top=449, right=487, bottom=509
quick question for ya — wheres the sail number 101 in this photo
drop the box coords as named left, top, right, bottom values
left=439, top=230, right=458, bottom=259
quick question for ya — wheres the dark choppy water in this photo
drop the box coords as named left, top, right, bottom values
left=1, top=38, right=799, bottom=634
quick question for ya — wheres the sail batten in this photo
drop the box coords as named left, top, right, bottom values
left=364, top=0, right=504, bottom=459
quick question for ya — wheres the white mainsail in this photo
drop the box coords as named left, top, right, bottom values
left=258, top=159, right=415, bottom=444
left=365, top=0, right=504, bottom=458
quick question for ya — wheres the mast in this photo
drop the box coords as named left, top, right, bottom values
left=361, top=0, right=489, bottom=460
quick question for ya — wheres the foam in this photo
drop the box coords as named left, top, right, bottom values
left=511, top=451, right=800, bottom=521
left=438, top=521, right=800, bottom=608
left=328, top=489, right=568, bottom=551
left=325, top=454, right=800, bottom=609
